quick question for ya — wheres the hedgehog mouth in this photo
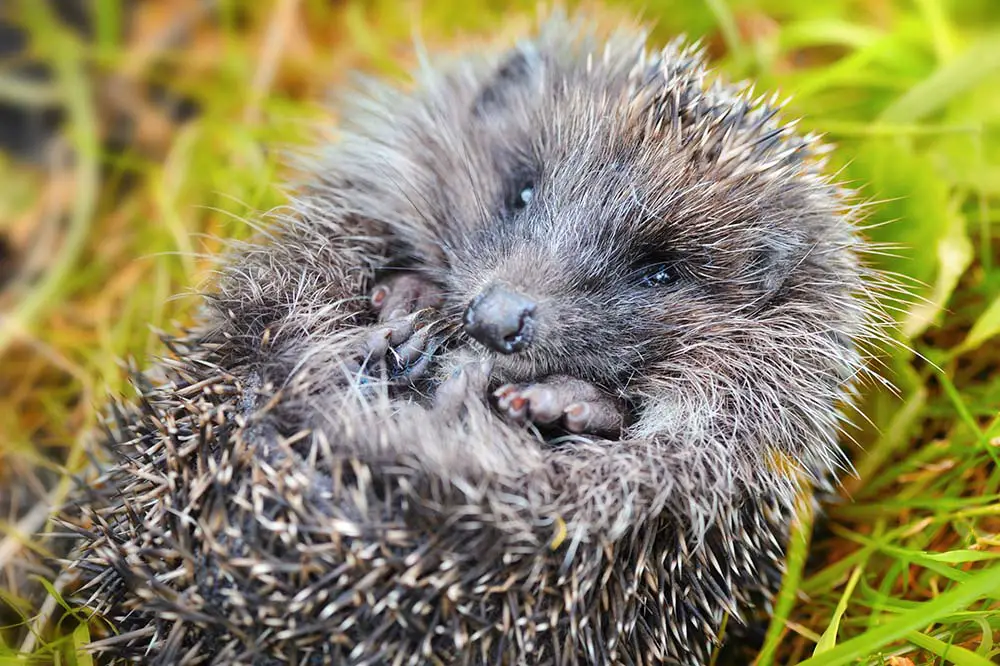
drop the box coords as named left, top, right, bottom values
left=500, top=317, right=533, bottom=353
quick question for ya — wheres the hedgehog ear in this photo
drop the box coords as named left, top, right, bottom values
left=473, top=43, right=542, bottom=116
left=753, top=231, right=805, bottom=297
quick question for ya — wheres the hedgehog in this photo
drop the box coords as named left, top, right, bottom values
left=56, top=13, right=894, bottom=666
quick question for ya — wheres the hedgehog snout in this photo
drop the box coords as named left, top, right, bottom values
left=463, top=285, right=537, bottom=354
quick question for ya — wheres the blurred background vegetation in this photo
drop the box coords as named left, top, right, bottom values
left=0, top=0, right=998, bottom=664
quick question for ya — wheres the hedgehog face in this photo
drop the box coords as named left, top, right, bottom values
left=444, top=127, right=716, bottom=386
left=329, top=34, right=847, bottom=388
left=423, top=45, right=819, bottom=386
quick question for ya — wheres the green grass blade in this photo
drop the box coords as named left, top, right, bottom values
left=754, top=495, right=814, bottom=666
left=703, top=0, right=747, bottom=69
left=795, top=563, right=1000, bottom=666
left=0, top=3, right=100, bottom=356
left=954, top=294, right=1000, bottom=355
left=901, top=204, right=972, bottom=341
left=70, top=623, right=93, bottom=666
left=905, top=630, right=995, bottom=666
left=813, top=566, right=863, bottom=654
left=879, top=32, right=1000, bottom=123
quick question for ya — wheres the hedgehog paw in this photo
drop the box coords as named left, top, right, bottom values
left=346, top=273, right=444, bottom=384
left=369, top=272, right=442, bottom=322
left=493, top=376, right=624, bottom=438
left=349, top=314, right=440, bottom=383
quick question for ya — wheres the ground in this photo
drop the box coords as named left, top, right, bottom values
left=0, top=1, right=998, bottom=664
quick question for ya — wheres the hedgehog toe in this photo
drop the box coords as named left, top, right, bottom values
left=563, top=400, right=623, bottom=436
left=493, top=376, right=624, bottom=438
left=434, top=357, right=494, bottom=412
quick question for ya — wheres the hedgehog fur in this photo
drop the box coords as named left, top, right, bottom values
left=58, top=13, right=895, bottom=666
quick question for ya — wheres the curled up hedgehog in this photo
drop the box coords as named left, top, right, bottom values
left=57, top=13, right=894, bottom=666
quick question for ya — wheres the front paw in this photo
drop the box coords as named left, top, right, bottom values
left=493, top=376, right=624, bottom=438
left=350, top=314, right=440, bottom=383
left=347, top=273, right=444, bottom=384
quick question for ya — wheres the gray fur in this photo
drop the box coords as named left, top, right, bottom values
left=58, top=14, right=896, bottom=666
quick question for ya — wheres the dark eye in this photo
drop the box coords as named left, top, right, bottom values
left=639, top=263, right=675, bottom=287
left=510, top=182, right=534, bottom=210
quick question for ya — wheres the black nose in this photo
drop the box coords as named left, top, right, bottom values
left=463, top=286, right=537, bottom=354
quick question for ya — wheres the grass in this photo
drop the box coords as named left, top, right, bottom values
left=1, top=0, right=998, bottom=663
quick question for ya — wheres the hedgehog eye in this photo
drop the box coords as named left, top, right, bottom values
left=511, top=182, right=534, bottom=210
left=639, top=264, right=675, bottom=287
